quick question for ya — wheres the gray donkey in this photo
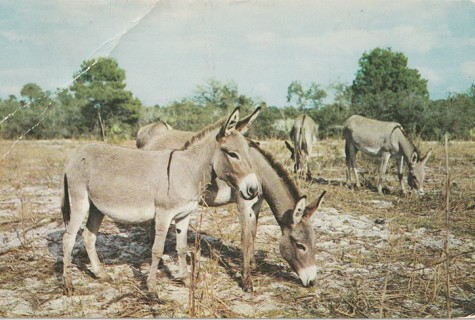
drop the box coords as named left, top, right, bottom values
left=285, top=115, right=318, bottom=178
left=141, top=110, right=326, bottom=291
left=343, top=115, right=432, bottom=195
left=61, top=108, right=260, bottom=295
left=136, top=120, right=172, bottom=148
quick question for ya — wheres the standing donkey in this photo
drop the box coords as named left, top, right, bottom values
left=343, top=115, right=432, bottom=195
left=141, top=110, right=326, bottom=291
left=136, top=120, right=172, bottom=148
left=285, top=115, right=318, bottom=178
left=61, top=108, right=260, bottom=295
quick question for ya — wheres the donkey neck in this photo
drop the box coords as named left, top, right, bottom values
left=169, top=133, right=218, bottom=196
left=251, top=148, right=300, bottom=229
left=395, top=128, right=417, bottom=162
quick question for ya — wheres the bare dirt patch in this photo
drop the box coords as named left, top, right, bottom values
left=0, top=139, right=473, bottom=317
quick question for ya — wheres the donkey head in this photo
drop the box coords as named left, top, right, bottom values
left=279, top=191, right=325, bottom=287
left=407, top=150, right=432, bottom=195
left=213, top=107, right=261, bottom=200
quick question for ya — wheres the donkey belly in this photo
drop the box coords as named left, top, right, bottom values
left=91, top=199, right=156, bottom=224
left=358, top=144, right=384, bottom=157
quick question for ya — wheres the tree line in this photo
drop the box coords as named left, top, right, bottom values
left=1, top=48, right=474, bottom=141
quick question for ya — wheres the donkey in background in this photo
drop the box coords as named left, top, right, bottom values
left=343, top=115, right=432, bottom=195
left=285, top=115, right=319, bottom=179
left=61, top=108, right=260, bottom=295
left=140, top=109, right=326, bottom=291
left=136, top=120, right=172, bottom=149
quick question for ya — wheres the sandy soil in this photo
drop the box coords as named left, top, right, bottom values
left=0, top=139, right=473, bottom=317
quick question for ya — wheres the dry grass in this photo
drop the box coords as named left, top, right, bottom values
left=0, top=138, right=474, bottom=318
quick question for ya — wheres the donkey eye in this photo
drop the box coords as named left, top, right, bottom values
left=296, top=243, right=306, bottom=251
left=227, top=152, right=240, bottom=160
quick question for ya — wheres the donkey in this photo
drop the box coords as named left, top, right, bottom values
left=61, top=108, right=260, bottom=295
left=136, top=120, right=172, bottom=148
left=343, top=114, right=432, bottom=195
left=285, top=115, right=318, bottom=178
left=140, top=111, right=326, bottom=291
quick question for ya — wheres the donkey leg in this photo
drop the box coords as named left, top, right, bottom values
left=345, top=142, right=359, bottom=188
left=237, top=196, right=260, bottom=292
left=378, top=152, right=391, bottom=195
left=62, top=190, right=89, bottom=293
left=82, top=203, right=111, bottom=282
left=396, top=155, right=406, bottom=194
left=175, top=213, right=191, bottom=282
left=147, top=212, right=173, bottom=293
left=303, top=155, right=312, bottom=180
left=250, top=197, right=263, bottom=268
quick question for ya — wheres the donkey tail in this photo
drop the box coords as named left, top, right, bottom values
left=61, top=174, right=71, bottom=226
left=296, top=115, right=305, bottom=155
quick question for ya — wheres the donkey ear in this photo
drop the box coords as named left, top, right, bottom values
left=292, top=196, right=307, bottom=225
left=220, top=107, right=240, bottom=137
left=410, top=151, right=418, bottom=165
left=421, top=149, right=432, bottom=165
left=236, top=106, right=261, bottom=134
left=304, top=191, right=326, bottom=219
left=248, top=139, right=260, bottom=147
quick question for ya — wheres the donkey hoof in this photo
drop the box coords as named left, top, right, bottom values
left=63, top=285, right=74, bottom=297
left=62, top=274, right=73, bottom=295
left=242, top=279, right=254, bottom=292
left=243, top=283, right=254, bottom=293
left=62, top=280, right=74, bottom=296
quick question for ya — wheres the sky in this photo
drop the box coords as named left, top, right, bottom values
left=0, top=0, right=474, bottom=107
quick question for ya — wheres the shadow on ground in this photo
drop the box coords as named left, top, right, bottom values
left=47, top=222, right=299, bottom=292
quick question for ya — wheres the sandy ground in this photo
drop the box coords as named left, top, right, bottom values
left=0, top=139, right=474, bottom=317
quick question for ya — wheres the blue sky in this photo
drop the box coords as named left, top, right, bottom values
left=1, top=0, right=474, bottom=107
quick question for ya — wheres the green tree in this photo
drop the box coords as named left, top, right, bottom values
left=350, top=47, right=429, bottom=135
left=310, top=83, right=352, bottom=138
left=19, top=83, right=57, bottom=139
left=287, top=81, right=327, bottom=110
left=352, top=47, right=428, bottom=100
left=194, top=79, right=256, bottom=115
left=160, top=80, right=260, bottom=134
left=20, top=83, right=45, bottom=104
left=70, top=57, right=142, bottom=140
left=424, top=84, right=475, bottom=140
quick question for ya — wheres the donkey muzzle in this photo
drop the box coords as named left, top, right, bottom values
left=298, top=265, right=317, bottom=287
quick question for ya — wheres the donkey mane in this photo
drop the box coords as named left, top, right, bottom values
left=393, top=124, right=420, bottom=156
left=183, top=117, right=228, bottom=150
left=248, top=140, right=301, bottom=201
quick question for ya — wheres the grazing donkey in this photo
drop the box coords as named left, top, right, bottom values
left=136, top=120, right=172, bottom=148
left=285, top=115, right=318, bottom=178
left=61, top=108, right=260, bottom=295
left=343, top=115, right=432, bottom=195
left=140, top=110, right=326, bottom=291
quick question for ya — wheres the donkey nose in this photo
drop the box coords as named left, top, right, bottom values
left=246, top=185, right=258, bottom=199
left=299, top=265, right=317, bottom=287
left=239, top=174, right=260, bottom=200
